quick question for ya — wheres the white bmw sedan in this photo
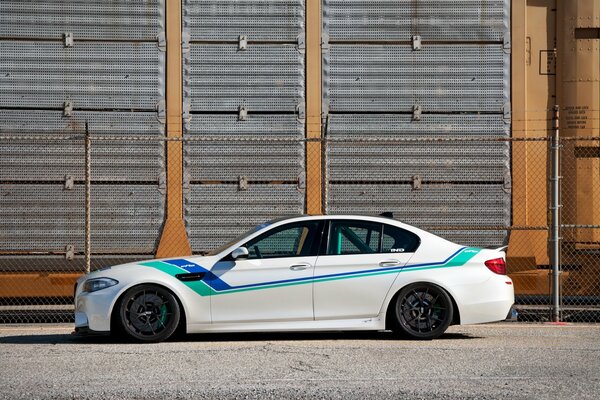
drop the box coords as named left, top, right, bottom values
left=74, top=215, right=514, bottom=342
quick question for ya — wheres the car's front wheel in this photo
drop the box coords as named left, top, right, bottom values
left=392, top=282, right=453, bottom=340
left=117, top=284, right=180, bottom=343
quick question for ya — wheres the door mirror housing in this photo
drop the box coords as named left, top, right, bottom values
left=231, top=247, right=249, bottom=260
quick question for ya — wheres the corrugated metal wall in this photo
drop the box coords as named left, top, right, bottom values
left=182, top=0, right=306, bottom=251
left=323, top=0, right=511, bottom=247
left=0, top=1, right=167, bottom=266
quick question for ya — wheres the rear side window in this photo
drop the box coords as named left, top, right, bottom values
left=327, top=220, right=382, bottom=255
left=381, top=224, right=420, bottom=253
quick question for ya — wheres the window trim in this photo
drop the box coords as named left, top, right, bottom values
left=240, top=220, right=324, bottom=260
left=319, top=219, right=421, bottom=256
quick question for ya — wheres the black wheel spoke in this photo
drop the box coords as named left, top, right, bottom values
left=395, top=284, right=452, bottom=340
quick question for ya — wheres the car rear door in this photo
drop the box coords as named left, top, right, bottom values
left=313, top=219, right=419, bottom=320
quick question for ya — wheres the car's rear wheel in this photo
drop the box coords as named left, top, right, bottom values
left=392, top=283, right=453, bottom=340
left=118, top=284, right=180, bottom=343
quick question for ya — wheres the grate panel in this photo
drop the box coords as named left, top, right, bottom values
left=187, top=184, right=304, bottom=252
left=328, top=183, right=510, bottom=247
left=0, top=184, right=164, bottom=253
left=0, top=110, right=164, bottom=181
left=185, top=114, right=304, bottom=181
left=326, top=114, right=509, bottom=182
left=0, top=42, right=164, bottom=110
left=325, top=0, right=509, bottom=42
left=186, top=0, right=304, bottom=42
left=326, top=44, right=507, bottom=112
left=188, top=44, right=304, bottom=112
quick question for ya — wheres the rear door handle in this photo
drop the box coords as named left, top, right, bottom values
left=289, top=263, right=312, bottom=271
left=379, top=259, right=400, bottom=268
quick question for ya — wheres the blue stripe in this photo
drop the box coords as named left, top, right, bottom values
left=164, top=247, right=467, bottom=293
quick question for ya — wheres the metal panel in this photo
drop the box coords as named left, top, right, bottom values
left=0, top=42, right=165, bottom=110
left=185, top=0, right=304, bottom=42
left=0, top=110, right=164, bottom=181
left=0, top=0, right=164, bottom=41
left=185, top=115, right=304, bottom=181
left=0, top=184, right=164, bottom=253
left=188, top=44, right=304, bottom=112
left=187, top=184, right=304, bottom=251
left=325, top=0, right=509, bottom=42
left=326, top=114, right=509, bottom=182
left=325, top=44, right=507, bottom=112
left=327, top=183, right=509, bottom=247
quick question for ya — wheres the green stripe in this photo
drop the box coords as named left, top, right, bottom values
left=140, top=261, right=215, bottom=296
left=140, top=247, right=481, bottom=297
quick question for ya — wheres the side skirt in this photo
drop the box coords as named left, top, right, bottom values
left=187, top=317, right=386, bottom=334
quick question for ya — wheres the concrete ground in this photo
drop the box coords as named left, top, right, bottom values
left=0, top=323, right=599, bottom=400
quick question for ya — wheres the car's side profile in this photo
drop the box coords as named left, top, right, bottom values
left=74, top=215, right=514, bottom=342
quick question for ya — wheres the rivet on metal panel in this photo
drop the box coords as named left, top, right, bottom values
left=157, top=100, right=166, bottom=123
left=238, top=106, right=248, bottom=121
left=239, top=36, right=248, bottom=51
left=64, top=32, right=74, bottom=47
left=65, top=245, right=75, bottom=261
left=297, top=173, right=306, bottom=191
left=502, top=102, right=511, bottom=124
left=64, top=175, right=74, bottom=190
left=183, top=171, right=191, bottom=193
left=412, top=35, right=422, bottom=51
left=412, top=105, right=422, bottom=121
left=238, top=176, right=249, bottom=191
left=503, top=171, right=512, bottom=193
left=297, top=33, right=306, bottom=53
left=181, top=32, right=191, bottom=53
left=296, top=103, right=306, bottom=122
left=158, top=172, right=167, bottom=195
left=503, top=32, right=512, bottom=54
left=63, top=101, right=73, bottom=117
left=321, top=33, right=330, bottom=51
left=157, top=32, right=167, bottom=52
left=411, top=175, right=422, bottom=191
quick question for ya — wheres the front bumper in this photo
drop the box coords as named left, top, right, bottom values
left=74, top=284, right=122, bottom=332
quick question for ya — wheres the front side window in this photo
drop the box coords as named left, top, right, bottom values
left=381, top=224, right=420, bottom=253
left=327, top=220, right=382, bottom=255
left=244, top=222, right=320, bottom=259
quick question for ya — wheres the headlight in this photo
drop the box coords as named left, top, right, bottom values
left=82, top=278, right=119, bottom=293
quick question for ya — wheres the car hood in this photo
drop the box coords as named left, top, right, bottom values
left=77, top=255, right=220, bottom=283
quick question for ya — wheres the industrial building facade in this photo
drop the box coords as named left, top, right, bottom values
left=0, top=0, right=598, bottom=321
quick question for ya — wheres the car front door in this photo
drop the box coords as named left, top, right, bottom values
left=210, top=220, right=323, bottom=323
left=313, top=220, right=419, bottom=320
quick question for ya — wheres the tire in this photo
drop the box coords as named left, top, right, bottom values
left=392, top=282, right=454, bottom=340
left=118, top=284, right=181, bottom=343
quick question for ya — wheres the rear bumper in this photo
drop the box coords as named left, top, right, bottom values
left=454, top=275, right=515, bottom=325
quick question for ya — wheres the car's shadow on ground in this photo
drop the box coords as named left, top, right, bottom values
left=0, top=330, right=480, bottom=345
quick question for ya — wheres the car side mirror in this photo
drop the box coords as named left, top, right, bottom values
left=231, top=247, right=249, bottom=260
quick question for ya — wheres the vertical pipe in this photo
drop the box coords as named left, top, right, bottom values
left=84, top=122, right=91, bottom=274
left=550, top=105, right=561, bottom=322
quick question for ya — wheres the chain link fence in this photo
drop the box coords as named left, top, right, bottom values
left=1, top=130, right=599, bottom=323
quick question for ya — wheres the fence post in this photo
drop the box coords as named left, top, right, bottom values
left=84, top=122, right=91, bottom=274
left=550, top=105, right=561, bottom=322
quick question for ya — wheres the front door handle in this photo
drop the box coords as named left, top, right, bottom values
left=289, top=263, right=312, bottom=271
left=379, top=259, right=400, bottom=268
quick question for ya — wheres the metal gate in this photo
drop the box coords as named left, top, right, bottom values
left=322, top=0, right=512, bottom=248
left=182, top=0, right=307, bottom=251
left=0, top=1, right=167, bottom=314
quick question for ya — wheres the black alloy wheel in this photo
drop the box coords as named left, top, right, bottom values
left=118, top=284, right=180, bottom=343
left=393, top=282, right=453, bottom=340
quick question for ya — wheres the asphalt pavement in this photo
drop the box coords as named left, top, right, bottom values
left=0, top=323, right=599, bottom=400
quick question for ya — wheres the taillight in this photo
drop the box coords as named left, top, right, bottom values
left=485, top=258, right=506, bottom=275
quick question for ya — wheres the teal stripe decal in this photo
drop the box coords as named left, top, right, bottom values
left=141, top=247, right=481, bottom=297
